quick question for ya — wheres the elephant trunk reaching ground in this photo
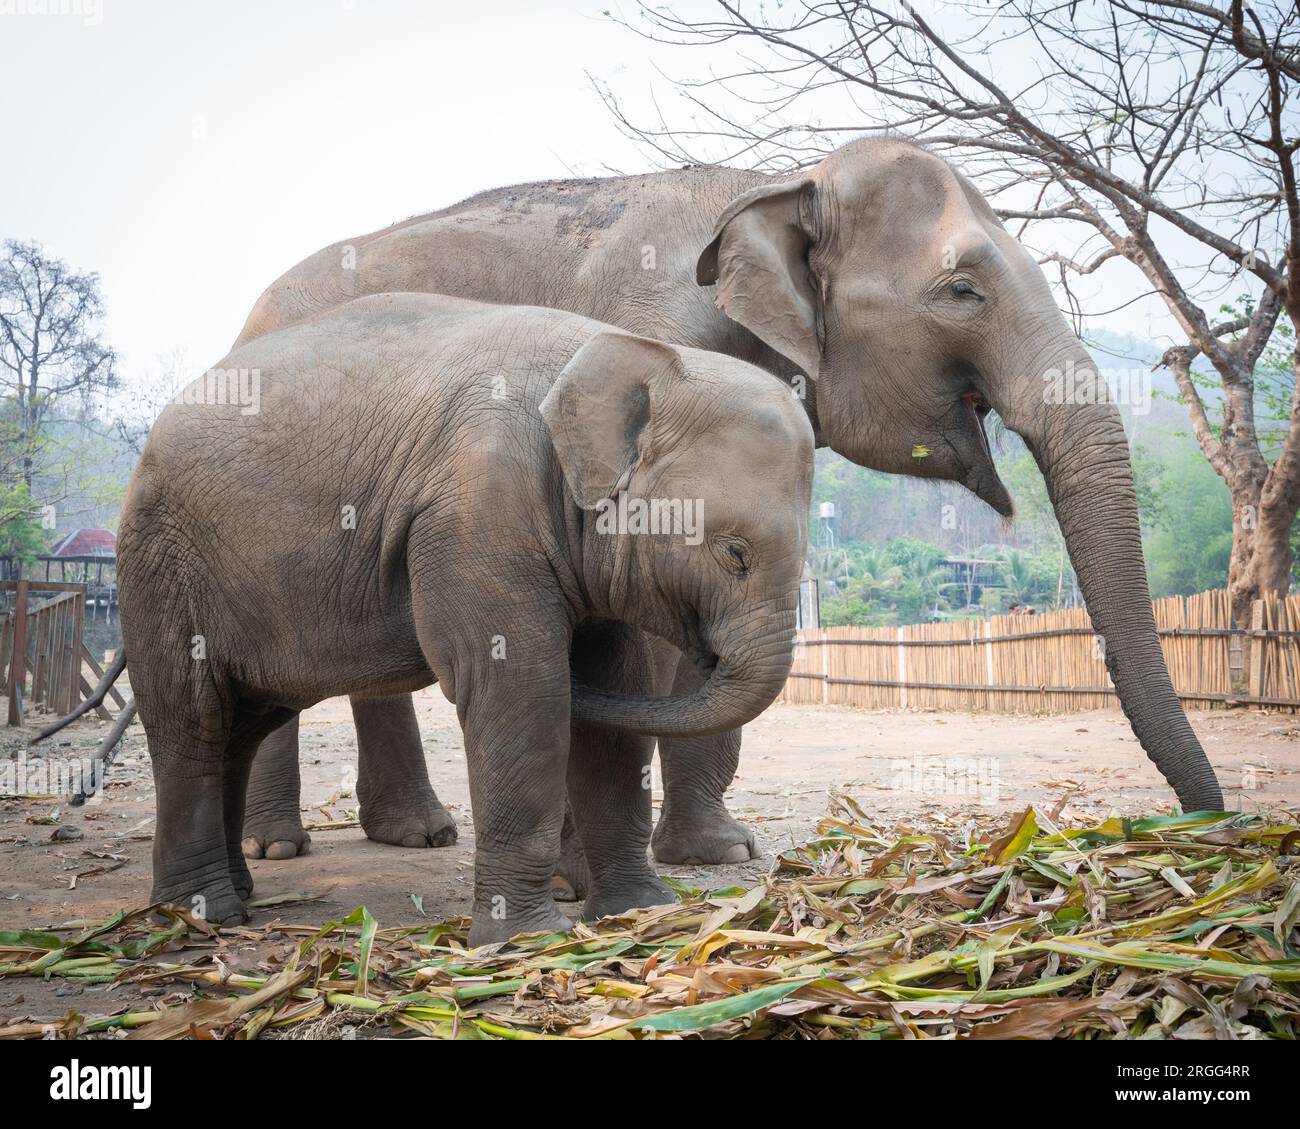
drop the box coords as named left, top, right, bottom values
left=995, top=331, right=1224, bottom=811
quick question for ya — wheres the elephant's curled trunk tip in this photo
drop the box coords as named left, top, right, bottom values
left=569, top=644, right=789, bottom=738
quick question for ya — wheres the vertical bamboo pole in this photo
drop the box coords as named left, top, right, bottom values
left=896, top=627, right=906, bottom=708
left=983, top=620, right=993, bottom=709
left=50, top=599, right=64, bottom=712
left=7, top=580, right=27, bottom=726
left=820, top=629, right=829, bottom=705
left=31, top=606, right=47, bottom=710
left=1229, top=605, right=1246, bottom=693
left=68, top=591, right=84, bottom=714
left=1248, top=600, right=1265, bottom=703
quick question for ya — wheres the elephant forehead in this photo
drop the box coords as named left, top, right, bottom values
left=675, top=355, right=811, bottom=433
left=822, top=145, right=975, bottom=253
left=688, top=394, right=812, bottom=468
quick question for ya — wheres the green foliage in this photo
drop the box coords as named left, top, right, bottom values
left=818, top=593, right=880, bottom=627
left=813, top=535, right=992, bottom=625
left=0, top=240, right=134, bottom=549
left=0, top=482, right=49, bottom=565
left=994, top=547, right=1059, bottom=607
left=1145, top=446, right=1234, bottom=596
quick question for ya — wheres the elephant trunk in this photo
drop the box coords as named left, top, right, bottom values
left=570, top=601, right=796, bottom=738
left=1004, top=340, right=1224, bottom=811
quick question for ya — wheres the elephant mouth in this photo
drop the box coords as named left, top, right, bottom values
left=963, top=390, right=993, bottom=458
left=694, top=651, right=720, bottom=677
left=954, top=386, right=1013, bottom=518
left=680, top=608, right=721, bottom=675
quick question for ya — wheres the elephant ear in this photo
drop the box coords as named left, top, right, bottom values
left=696, top=178, right=821, bottom=380
left=540, top=332, right=684, bottom=509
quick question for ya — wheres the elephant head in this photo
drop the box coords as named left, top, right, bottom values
left=697, top=137, right=1222, bottom=810
left=541, top=331, right=814, bottom=738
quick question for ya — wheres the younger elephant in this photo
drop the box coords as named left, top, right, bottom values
left=118, top=293, right=813, bottom=944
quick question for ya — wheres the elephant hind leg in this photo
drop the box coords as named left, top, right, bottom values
left=143, top=660, right=292, bottom=925
left=353, top=694, right=458, bottom=849
left=145, top=706, right=245, bottom=926
left=241, top=715, right=312, bottom=861
left=225, top=706, right=299, bottom=897
left=551, top=804, right=590, bottom=902
left=243, top=696, right=459, bottom=859
left=652, top=727, right=755, bottom=865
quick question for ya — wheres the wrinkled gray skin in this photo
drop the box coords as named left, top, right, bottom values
left=120, top=295, right=813, bottom=943
left=236, top=137, right=1223, bottom=880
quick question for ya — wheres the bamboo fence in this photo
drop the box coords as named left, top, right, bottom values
left=0, top=580, right=126, bottom=726
left=783, top=587, right=1300, bottom=713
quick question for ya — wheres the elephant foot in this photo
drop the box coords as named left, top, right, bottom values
left=154, top=880, right=247, bottom=927
left=550, top=825, right=592, bottom=902
left=652, top=807, right=757, bottom=865
left=241, top=815, right=311, bottom=861
left=352, top=693, right=457, bottom=848
left=468, top=904, right=572, bottom=948
left=360, top=795, right=458, bottom=849
left=582, top=876, right=677, bottom=923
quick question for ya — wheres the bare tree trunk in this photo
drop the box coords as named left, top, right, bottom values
left=1224, top=410, right=1299, bottom=685
left=1227, top=489, right=1264, bottom=626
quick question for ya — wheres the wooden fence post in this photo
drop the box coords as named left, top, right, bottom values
left=1248, top=599, right=1265, bottom=704
left=983, top=620, right=994, bottom=709
left=821, top=629, right=829, bottom=705
left=7, top=579, right=28, bottom=726
left=1229, top=612, right=1246, bottom=694
left=897, top=626, right=907, bottom=709
left=69, top=590, right=84, bottom=715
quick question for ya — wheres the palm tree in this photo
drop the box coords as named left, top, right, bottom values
left=996, top=549, right=1048, bottom=610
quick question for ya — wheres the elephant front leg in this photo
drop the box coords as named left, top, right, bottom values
left=551, top=804, right=591, bottom=902
left=567, top=622, right=675, bottom=920
left=352, top=694, right=458, bottom=848
left=461, top=682, right=572, bottom=948
left=241, top=715, right=312, bottom=861
left=652, top=653, right=757, bottom=865
left=569, top=719, right=676, bottom=920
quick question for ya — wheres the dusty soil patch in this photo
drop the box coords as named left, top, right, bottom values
left=1, top=691, right=1296, bottom=1022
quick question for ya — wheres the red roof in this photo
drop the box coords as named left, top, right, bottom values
left=48, top=529, right=117, bottom=558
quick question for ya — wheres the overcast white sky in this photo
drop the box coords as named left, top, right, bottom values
left=1, top=1, right=662, bottom=387
left=1, top=0, right=1213, bottom=396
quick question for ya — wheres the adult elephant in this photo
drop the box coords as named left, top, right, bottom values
left=235, top=136, right=1224, bottom=873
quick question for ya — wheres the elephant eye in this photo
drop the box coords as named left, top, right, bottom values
left=714, top=537, right=751, bottom=576
left=951, top=280, right=983, bottom=301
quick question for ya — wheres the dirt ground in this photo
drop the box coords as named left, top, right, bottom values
left=1, top=692, right=1297, bottom=1022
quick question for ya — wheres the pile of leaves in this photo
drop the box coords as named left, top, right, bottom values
left=2, top=802, right=1298, bottom=1040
